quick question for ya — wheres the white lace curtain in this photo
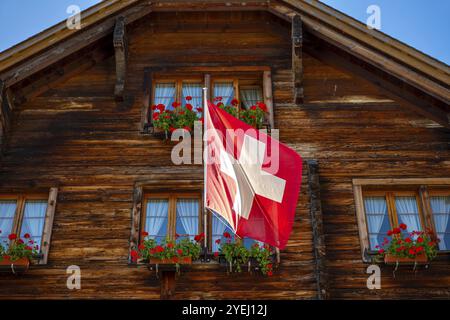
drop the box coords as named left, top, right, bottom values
left=20, top=200, right=47, bottom=248
left=364, top=197, right=388, bottom=250
left=240, top=88, right=262, bottom=109
left=145, top=200, right=169, bottom=242
left=395, top=196, right=421, bottom=234
left=213, top=83, right=234, bottom=106
left=212, top=213, right=229, bottom=252
left=430, top=196, right=450, bottom=250
left=154, top=83, right=176, bottom=110
left=176, top=199, right=199, bottom=241
left=182, top=83, right=203, bottom=112
left=0, top=201, right=17, bottom=246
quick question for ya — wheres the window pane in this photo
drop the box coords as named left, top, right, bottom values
left=243, top=238, right=264, bottom=250
left=176, top=199, right=199, bottom=241
left=395, top=196, right=421, bottom=235
left=182, top=83, right=203, bottom=113
left=364, top=196, right=390, bottom=250
left=145, top=199, right=169, bottom=243
left=20, top=200, right=47, bottom=249
left=211, top=213, right=233, bottom=252
left=430, top=196, right=450, bottom=250
left=154, top=83, right=176, bottom=110
left=213, top=82, right=234, bottom=106
left=0, top=200, right=17, bottom=247
left=240, top=87, right=262, bottom=109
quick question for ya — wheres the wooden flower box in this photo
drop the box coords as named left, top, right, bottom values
left=0, top=257, right=30, bottom=274
left=149, top=256, right=192, bottom=265
left=384, top=253, right=428, bottom=265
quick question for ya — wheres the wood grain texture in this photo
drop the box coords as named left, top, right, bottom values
left=0, top=11, right=448, bottom=300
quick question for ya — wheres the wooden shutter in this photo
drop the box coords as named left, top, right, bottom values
left=129, top=185, right=143, bottom=263
left=39, top=187, right=58, bottom=265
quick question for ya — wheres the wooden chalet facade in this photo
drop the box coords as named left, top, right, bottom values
left=0, top=0, right=449, bottom=299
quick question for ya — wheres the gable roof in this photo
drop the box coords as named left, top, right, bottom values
left=0, top=0, right=448, bottom=125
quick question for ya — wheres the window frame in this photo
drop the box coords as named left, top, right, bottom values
left=353, top=178, right=450, bottom=262
left=427, top=189, right=450, bottom=253
left=0, top=188, right=57, bottom=265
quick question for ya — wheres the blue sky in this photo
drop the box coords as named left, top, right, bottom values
left=0, top=0, right=449, bottom=65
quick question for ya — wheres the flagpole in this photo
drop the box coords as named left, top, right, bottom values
left=202, top=87, right=208, bottom=253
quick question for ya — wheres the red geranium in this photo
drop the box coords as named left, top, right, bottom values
left=214, top=252, right=219, bottom=257
left=215, top=239, right=221, bottom=244
left=231, top=98, right=239, bottom=106
left=393, top=227, right=401, bottom=234
left=24, top=233, right=31, bottom=239
left=196, top=107, right=203, bottom=112
left=223, top=232, right=231, bottom=239
left=142, top=231, right=149, bottom=237
left=185, top=96, right=192, bottom=101
left=177, top=249, right=183, bottom=255
left=130, top=250, right=139, bottom=262
left=8, top=233, right=17, bottom=241
left=399, top=223, right=407, bottom=230
left=185, top=104, right=193, bottom=111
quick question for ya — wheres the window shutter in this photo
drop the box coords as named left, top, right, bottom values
left=263, top=70, right=274, bottom=129
left=129, top=185, right=143, bottom=263
left=39, top=187, right=58, bottom=265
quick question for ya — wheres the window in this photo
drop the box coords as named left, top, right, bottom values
left=353, top=179, right=450, bottom=261
left=154, top=82, right=176, bottom=110
left=0, top=189, right=57, bottom=264
left=429, top=192, right=450, bottom=250
left=240, top=86, right=263, bottom=109
left=141, top=194, right=201, bottom=243
left=213, top=81, right=235, bottom=106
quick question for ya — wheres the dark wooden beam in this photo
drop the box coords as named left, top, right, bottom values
left=307, top=39, right=450, bottom=129
left=292, top=14, right=304, bottom=105
left=307, top=160, right=329, bottom=300
left=0, top=80, right=5, bottom=151
left=113, top=16, right=128, bottom=101
left=0, top=85, right=14, bottom=154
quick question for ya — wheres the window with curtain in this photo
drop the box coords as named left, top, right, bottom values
left=240, top=87, right=263, bottom=109
left=176, top=199, right=199, bottom=241
left=182, top=83, right=203, bottom=112
left=144, top=199, right=169, bottom=243
left=213, top=82, right=234, bottom=106
left=211, top=213, right=233, bottom=252
left=0, top=200, right=17, bottom=247
left=154, top=82, right=176, bottom=110
left=394, top=196, right=422, bottom=236
left=364, top=196, right=391, bottom=250
left=430, top=195, right=450, bottom=250
left=20, top=200, right=47, bottom=249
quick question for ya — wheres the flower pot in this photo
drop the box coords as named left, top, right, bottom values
left=384, top=253, right=428, bottom=265
left=149, top=257, right=192, bottom=265
left=0, top=257, right=30, bottom=274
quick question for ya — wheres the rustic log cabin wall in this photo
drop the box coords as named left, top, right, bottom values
left=0, top=10, right=449, bottom=299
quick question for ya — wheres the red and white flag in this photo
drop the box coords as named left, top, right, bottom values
left=204, top=101, right=302, bottom=249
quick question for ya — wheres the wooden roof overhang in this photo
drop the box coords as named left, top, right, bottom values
left=0, top=0, right=449, bottom=127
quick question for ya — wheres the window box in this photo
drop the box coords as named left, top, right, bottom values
left=0, top=257, right=30, bottom=274
left=149, top=256, right=192, bottom=265
left=384, top=253, right=428, bottom=265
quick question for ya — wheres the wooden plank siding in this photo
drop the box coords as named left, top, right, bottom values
left=0, top=11, right=449, bottom=299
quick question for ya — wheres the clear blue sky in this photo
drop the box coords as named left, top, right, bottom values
left=0, top=0, right=449, bottom=65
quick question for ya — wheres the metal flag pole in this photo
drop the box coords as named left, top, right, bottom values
left=202, top=86, right=209, bottom=260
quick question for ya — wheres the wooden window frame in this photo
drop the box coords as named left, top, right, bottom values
left=353, top=178, right=450, bottom=262
left=0, top=188, right=58, bottom=265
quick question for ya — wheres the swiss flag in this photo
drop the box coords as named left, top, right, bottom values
left=205, top=102, right=302, bottom=249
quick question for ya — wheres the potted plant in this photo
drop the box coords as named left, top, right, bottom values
left=0, top=232, right=40, bottom=274
left=250, top=242, right=276, bottom=276
left=131, top=232, right=203, bottom=268
left=375, top=224, right=439, bottom=265
left=216, top=98, right=269, bottom=130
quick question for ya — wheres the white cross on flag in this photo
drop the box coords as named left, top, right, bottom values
left=204, top=102, right=302, bottom=249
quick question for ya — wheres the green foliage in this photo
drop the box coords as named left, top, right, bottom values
left=250, top=243, right=274, bottom=276
left=0, top=233, right=40, bottom=262
left=220, top=241, right=250, bottom=273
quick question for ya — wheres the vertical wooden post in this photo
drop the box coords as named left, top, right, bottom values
left=307, top=160, right=328, bottom=300
left=141, top=69, right=152, bottom=132
left=114, top=16, right=128, bottom=101
left=0, top=81, right=4, bottom=151
left=129, top=185, right=143, bottom=262
left=292, top=14, right=304, bottom=105
left=263, top=70, right=275, bottom=129
left=160, top=271, right=177, bottom=300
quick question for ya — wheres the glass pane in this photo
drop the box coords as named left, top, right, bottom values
left=240, top=87, right=263, bottom=109
left=430, top=196, right=450, bottom=250
left=395, top=196, right=421, bottom=235
left=213, top=82, right=234, bottom=106
left=0, top=200, right=17, bottom=247
left=176, top=199, right=199, bottom=241
left=154, top=83, right=176, bottom=110
left=145, top=199, right=169, bottom=243
left=20, top=200, right=47, bottom=249
left=243, top=238, right=264, bottom=250
left=211, top=213, right=233, bottom=252
left=364, top=196, right=390, bottom=250
left=182, top=83, right=203, bottom=113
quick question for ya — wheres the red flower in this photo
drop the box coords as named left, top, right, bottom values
left=172, top=257, right=178, bottom=263
left=257, top=102, right=267, bottom=112
left=2, top=255, right=10, bottom=260
left=223, top=232, right=231, bottom=239
left=214, top=96, right=222, bottom=102
left=378, top=248, right=385, bottom=254
left=393, top=227, right=401, bottom=234
left=179, top=111, right=185, bottom=115
left=416, top=246, right=424, bottom=253
left=167, top=242, right=174, bottom=249
left=175, top=233, right=180, bottom=239
left=217, top=102, right=224, bottom=108
left=267, top=271, right=273, bottom=277
left=199, top=117, right=204, bottom=124
left=24, top=233, right=31, bottom=239
left=196, top=107, right=203, bottom=112
left=250, top=115, right=256, bottom=119
left=405, top=237, right=412, bottom=243
left=177, top=249, right=183, bottom=255
left=185, top=104, right=193, bottom=111
left=231, top=98, right=239, bottom=106
left=25, top=246, right=32, bottom=251
left=169, top=126, right=176, bottom=133
left=183, top=126, right=191, bottom=132
left=267, top=263, right=273, bottom=269
left=194, top=233, right=205, bottom=243
left=399, top=223, right=407, bottom=230
left=155, top=245, right=164, bottom=253
left=387, top=230, right=393, bottom=236
left=164, top=115, right=171, bottom=119
left=141, top=231, right=149, bottom=237
left=17, top=239, right=24, bottom=244
left=130, top=250, right=139, bottom=262
left=172, top=102, right=181, bottom=108
left=185, top=96, right=192, bottom=101
left=8, top=233, right=17, bottom=241
left=408, top=248, right=416, bottom=256
left=215, top=239, right=221, bottom=244
left=417, top=237, right=424, bottom=243
left=28, top=240, right=34, bottom=244
left=151, top=105, right=157, bottom=110
left=153, top=112, right=160, bottom=120
left=250, top=105, right=257, bottom=110
left=213, top=252, right=219, bottom=257
left=138, top=244, right=145, bottom=250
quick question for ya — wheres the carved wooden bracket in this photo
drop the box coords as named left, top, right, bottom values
left=0, top=81, right=13, bottom=154
left=292, top=14, right=304, bottom=105
left=114, top=16, right=128, bottom=101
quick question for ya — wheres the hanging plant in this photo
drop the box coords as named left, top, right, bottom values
left=216, top=98, right=268, bottom=129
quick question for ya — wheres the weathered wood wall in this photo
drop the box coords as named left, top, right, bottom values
left=0, top=11, right=448, bottom=299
